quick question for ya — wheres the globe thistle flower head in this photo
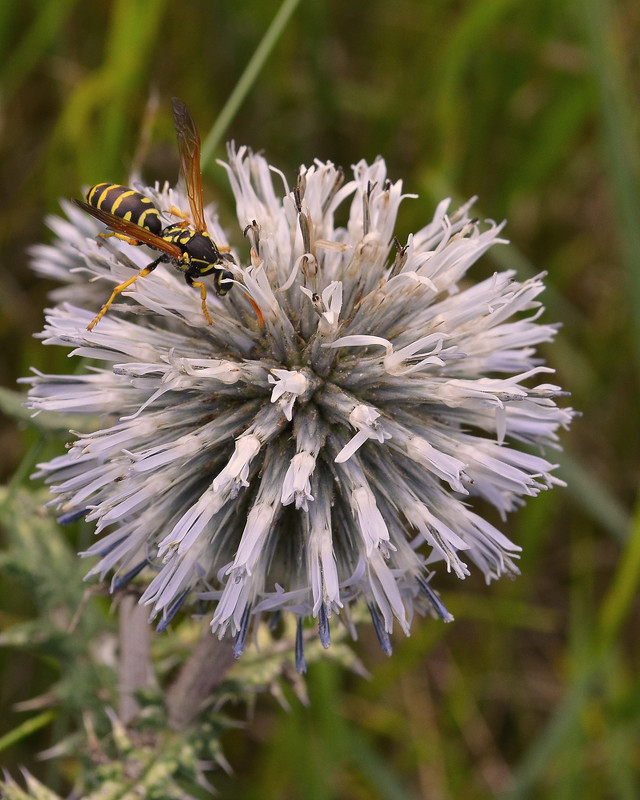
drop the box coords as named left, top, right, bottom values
left=27, top=144, right=573, bottom=667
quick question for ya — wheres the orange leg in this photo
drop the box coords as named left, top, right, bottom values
left=98, top=231, right=142, bottom=246
left=87, top=267, right=152, bottom=330
left=243, top=294, right=264, bottom=327
left=166, top=205, right=191, bottom=228
left=190, top=280, right=213, bottom=326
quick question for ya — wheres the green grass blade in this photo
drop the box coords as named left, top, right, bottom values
left=504, top=481, right=640, bottom=798
left=200, top=0, right=303, bottom=171
left=0, top=711, right=57, bottom=754
left=596, top=498, right=640, bottom=648
left=0, top=0, right=79, bottom=100
left=581, top=0, right=640, bottom=373
left=557, top=450, right=631, bottom=543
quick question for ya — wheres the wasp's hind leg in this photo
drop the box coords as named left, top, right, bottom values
left=166, top=206, right=192, bottom=229
left=97, top=230, right=144, bottom=246
left=87, top=255, right=167, bottom=331
left=184, top=274, right=213, bottom=326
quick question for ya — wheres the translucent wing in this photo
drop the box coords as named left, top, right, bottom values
left=74, top=200, right=183, bottom=260
left=171, top=98, right=206, bottom=234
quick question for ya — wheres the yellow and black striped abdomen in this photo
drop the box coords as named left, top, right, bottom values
left=85, top=183, right=163, bottom=237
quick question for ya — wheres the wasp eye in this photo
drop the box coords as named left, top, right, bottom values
left=216, top=269, right=234, bottom=296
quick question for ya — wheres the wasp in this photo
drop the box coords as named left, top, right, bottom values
left=75, top=98, right=235, bottom=331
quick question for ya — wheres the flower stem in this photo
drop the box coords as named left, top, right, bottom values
left=118, top=593, right=154, bottom=725
left=166, top=626, right=236, bottom=731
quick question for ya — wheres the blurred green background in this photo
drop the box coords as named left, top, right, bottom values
left=0, top=0, right=639, bottom=797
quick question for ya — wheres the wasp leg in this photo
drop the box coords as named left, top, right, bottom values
left=166, top=205, right=191, bottom=228
left=98, top=231, right=142, bottom=246
left=87, top=256, right=165, bottom=331
left=243, top=293, right=264, bottom=327
left=185, top=275, right=213, bottom=325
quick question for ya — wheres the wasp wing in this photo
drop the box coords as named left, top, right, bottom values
left=171, top=98, right=207, bottom=234
left=74, top=199, right=183, bottom=260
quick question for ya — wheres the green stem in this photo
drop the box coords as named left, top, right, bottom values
left=200, top=0, right=302, bottom=170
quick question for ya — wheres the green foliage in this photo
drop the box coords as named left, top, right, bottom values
left=1, top=0, right=639, bottom=797
left=0, top=485, right=364, bottom=797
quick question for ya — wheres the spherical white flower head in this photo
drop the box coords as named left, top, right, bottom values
left=27, top=147, right=573, bottom=668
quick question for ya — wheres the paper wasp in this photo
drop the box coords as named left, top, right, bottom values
left=75, top=98, right=235, bottom=330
